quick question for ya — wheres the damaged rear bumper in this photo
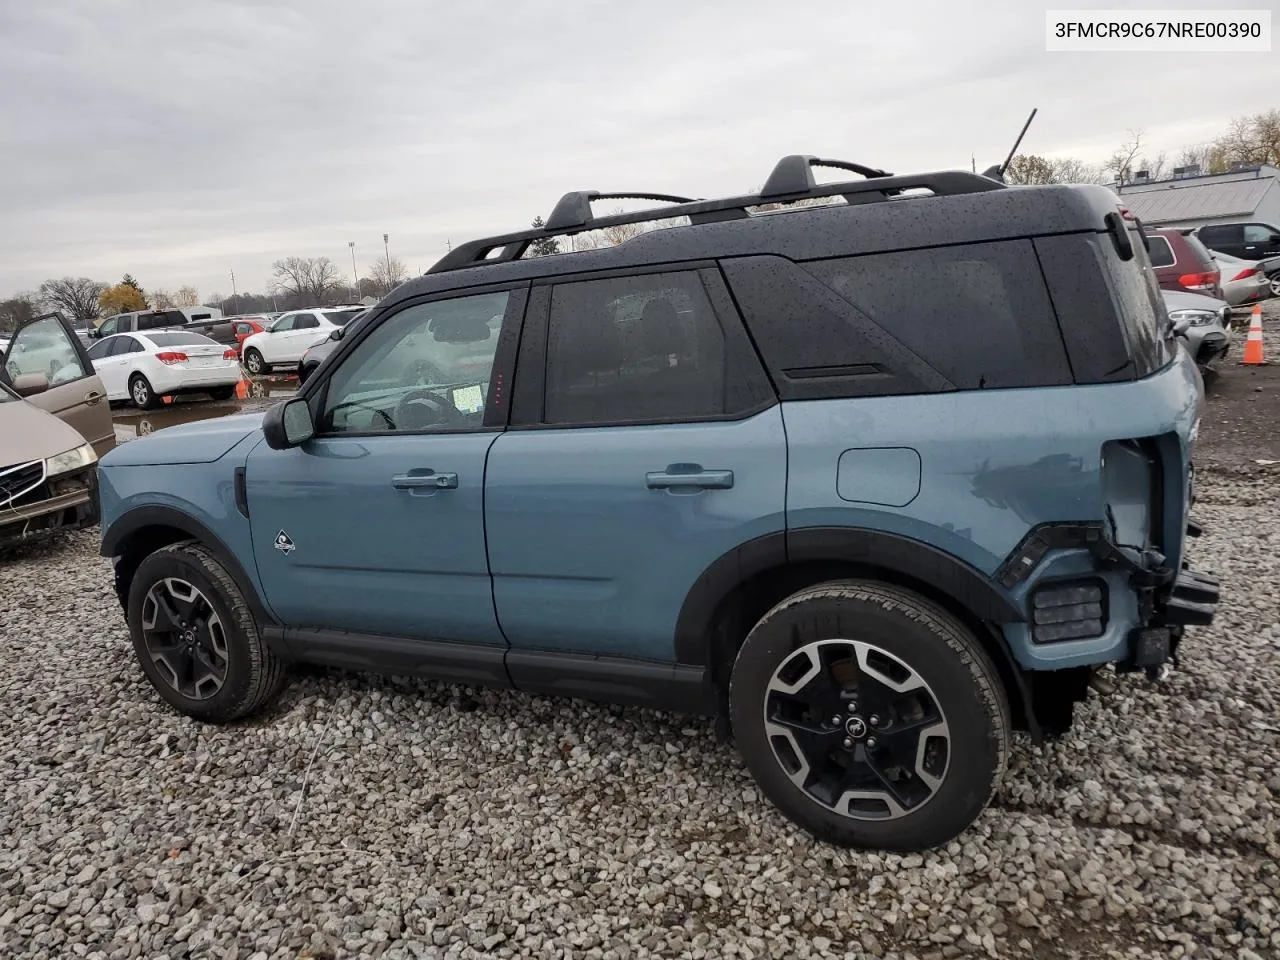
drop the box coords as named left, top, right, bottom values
left=1102, top=513, right=1220, bottom=673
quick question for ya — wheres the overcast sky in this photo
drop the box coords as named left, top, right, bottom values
left=1, top=0, right=1276, bottom=302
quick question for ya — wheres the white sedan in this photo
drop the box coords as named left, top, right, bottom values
left=86, top=330, right=242, bottom=409
left=240, top=307, right=365, bottom=375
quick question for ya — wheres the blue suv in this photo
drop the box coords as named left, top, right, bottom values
left=97, top=156, right=1220, bottom=851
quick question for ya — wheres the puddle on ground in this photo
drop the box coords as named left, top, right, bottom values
left=112, top=377, right=297, bottom=442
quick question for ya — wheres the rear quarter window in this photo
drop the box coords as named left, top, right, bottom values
left=1146, top=235, right=1175, bottom=267
left=1035, top=227, right=1173, bottom=382
left=799, top=240, right=1073, bottom=391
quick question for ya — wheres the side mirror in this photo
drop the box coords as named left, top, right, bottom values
left=262, top=397, right=315, bottom=450
left=329, top=327, right=344, bottom=342
left=12, top=372, right=50, bottom=397
left=1170, top=316, right=1192, bottom=337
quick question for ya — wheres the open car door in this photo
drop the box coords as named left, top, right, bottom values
left=0, top=312, right=115, bottom=457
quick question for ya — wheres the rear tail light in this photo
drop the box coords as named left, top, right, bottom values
left=1031, top=580, right=1107, bottom=644
left=1178, top=271, right=1218, bottom=291
left=155, top=352, right=189, bottom=364
left=223, top=349, right=238, bottom=360
left=1229, top=268, right=1261, bottom=282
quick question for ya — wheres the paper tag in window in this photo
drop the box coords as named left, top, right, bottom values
left=452, top=384, right=484, bottom=414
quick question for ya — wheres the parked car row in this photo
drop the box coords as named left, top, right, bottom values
left=1143, top=225, right=1276, bottom=312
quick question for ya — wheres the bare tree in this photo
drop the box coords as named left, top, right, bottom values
left=175, top=285, right=200, bottom=307
left=38, top=277, right=106, bottom=323
left=272, top=256, right=345, bottom=307
left=1049, top=157, right=1105, bottom=184
left=1214, top=109, right=1280, bottom=167
left=1108, top=130, right=1146, bottom=184
left=151, top=289, right=176, bottom=308
left=0, top=292, right=40, bottom=333
left=368, top=255, right=409, bottom=294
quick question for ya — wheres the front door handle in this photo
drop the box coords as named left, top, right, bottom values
left=646, top=464, right=734, bottom=490
left=84, top=391, right=104, bottom=405
left=392, top=470, right=458, bottom=491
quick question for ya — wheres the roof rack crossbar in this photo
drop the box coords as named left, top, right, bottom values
left=544, top=191, right=698, bottom=230
left=427, top=162, right=1004, bottom=274
left=759, top=155, right=893, bottom=199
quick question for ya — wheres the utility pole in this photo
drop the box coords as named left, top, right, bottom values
left=230, top=268, right=237, bottom=300
left=348, top=241, right=358, bottom=301
left=383, top=233, right=392, bottom=294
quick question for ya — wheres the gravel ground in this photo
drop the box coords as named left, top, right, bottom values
left=3, top=368, right=1279, bottom=960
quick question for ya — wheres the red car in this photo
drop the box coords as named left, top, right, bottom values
left=227, top=316, right=270, bottom=358
left=1145, top=228, right=1224, bottom=299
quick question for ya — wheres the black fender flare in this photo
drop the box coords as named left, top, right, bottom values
left=100, top=505, right=276, bottom=626
left=673, top=526, right=1025, bottom=666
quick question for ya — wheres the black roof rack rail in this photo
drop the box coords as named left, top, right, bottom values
left=545, top=191, right=697, bottom=230
left=427, top=155, right=1005, bottom=274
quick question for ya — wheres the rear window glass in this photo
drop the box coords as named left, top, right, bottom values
left=801, top=240, right=1073, bottom=390
left=1182, top=233, right=1216, bottom=268
left=138, top=310, right=189, bottom=330
left=1146, top=236, right=1175, bottom=267
left=324, top=309, right=365, bottom=326
left=147, top=331, right=217, bottom=347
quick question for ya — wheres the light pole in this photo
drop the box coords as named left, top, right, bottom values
left=348, top=241, right=358, bottom=302
left=383, top=232, right=391, bottom=294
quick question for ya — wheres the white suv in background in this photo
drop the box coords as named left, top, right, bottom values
left=240, top=307, right=364, bottom=375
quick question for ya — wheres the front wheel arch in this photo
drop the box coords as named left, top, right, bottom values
left=103, top=508, right=277, bottom=632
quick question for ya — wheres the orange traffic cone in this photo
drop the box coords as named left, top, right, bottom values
left=234, top=378, right=248, bottom=400
left=1241, top=305, right=1266, bottom=365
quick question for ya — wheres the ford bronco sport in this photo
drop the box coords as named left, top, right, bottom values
left=97, top=155, right=1219, bottom=851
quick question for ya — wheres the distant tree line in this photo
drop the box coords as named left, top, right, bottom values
left=1003, top=109, right=1280, bottom=186
left=0, top=254, right=415, bottom=333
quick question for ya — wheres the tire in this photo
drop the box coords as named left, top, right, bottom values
left=297, top=362, right=316, bottom=384
left=1270, top=273, right=1280, bottom=299
left=126, top=542, right=288, bottom=722
left=129, top=373, right=159, bottom=410
left=729, top=579, right=1010, bottom=851
left=244, top=348, right=269, bottom=376
left=208, top=386, right=235, bottom=401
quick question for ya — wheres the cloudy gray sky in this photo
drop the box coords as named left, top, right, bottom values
left=1, top=0, right=1275, bottom=302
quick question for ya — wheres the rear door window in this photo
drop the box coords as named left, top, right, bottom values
left=1198, top=224, right=1243, bottom=248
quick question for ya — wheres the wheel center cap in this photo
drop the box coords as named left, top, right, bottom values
left=844, top=716, right=868, bottom=739
left=182, top=628, right=196, bottom=644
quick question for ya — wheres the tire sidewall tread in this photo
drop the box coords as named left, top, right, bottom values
left=729, top=579, right=1010, bottom=851
left=127, top=542, right=286, bottom=722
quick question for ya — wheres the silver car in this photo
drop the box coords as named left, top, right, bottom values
left=1208, top=251, right=1273, bottom=308
left=1162, top=288, right=1231, bottom=370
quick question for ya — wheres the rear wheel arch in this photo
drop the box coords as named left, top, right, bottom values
left=673, top=528, right=1036, bottom=737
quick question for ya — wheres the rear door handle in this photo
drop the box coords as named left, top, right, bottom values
left=646, top=465, right=734, bottom=490
left=84, top=392, right=104, bottom=405
left=392, top=470, right=458, bottom=491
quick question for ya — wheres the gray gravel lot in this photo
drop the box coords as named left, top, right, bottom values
left=2, top=406, right=1279, bottom=960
